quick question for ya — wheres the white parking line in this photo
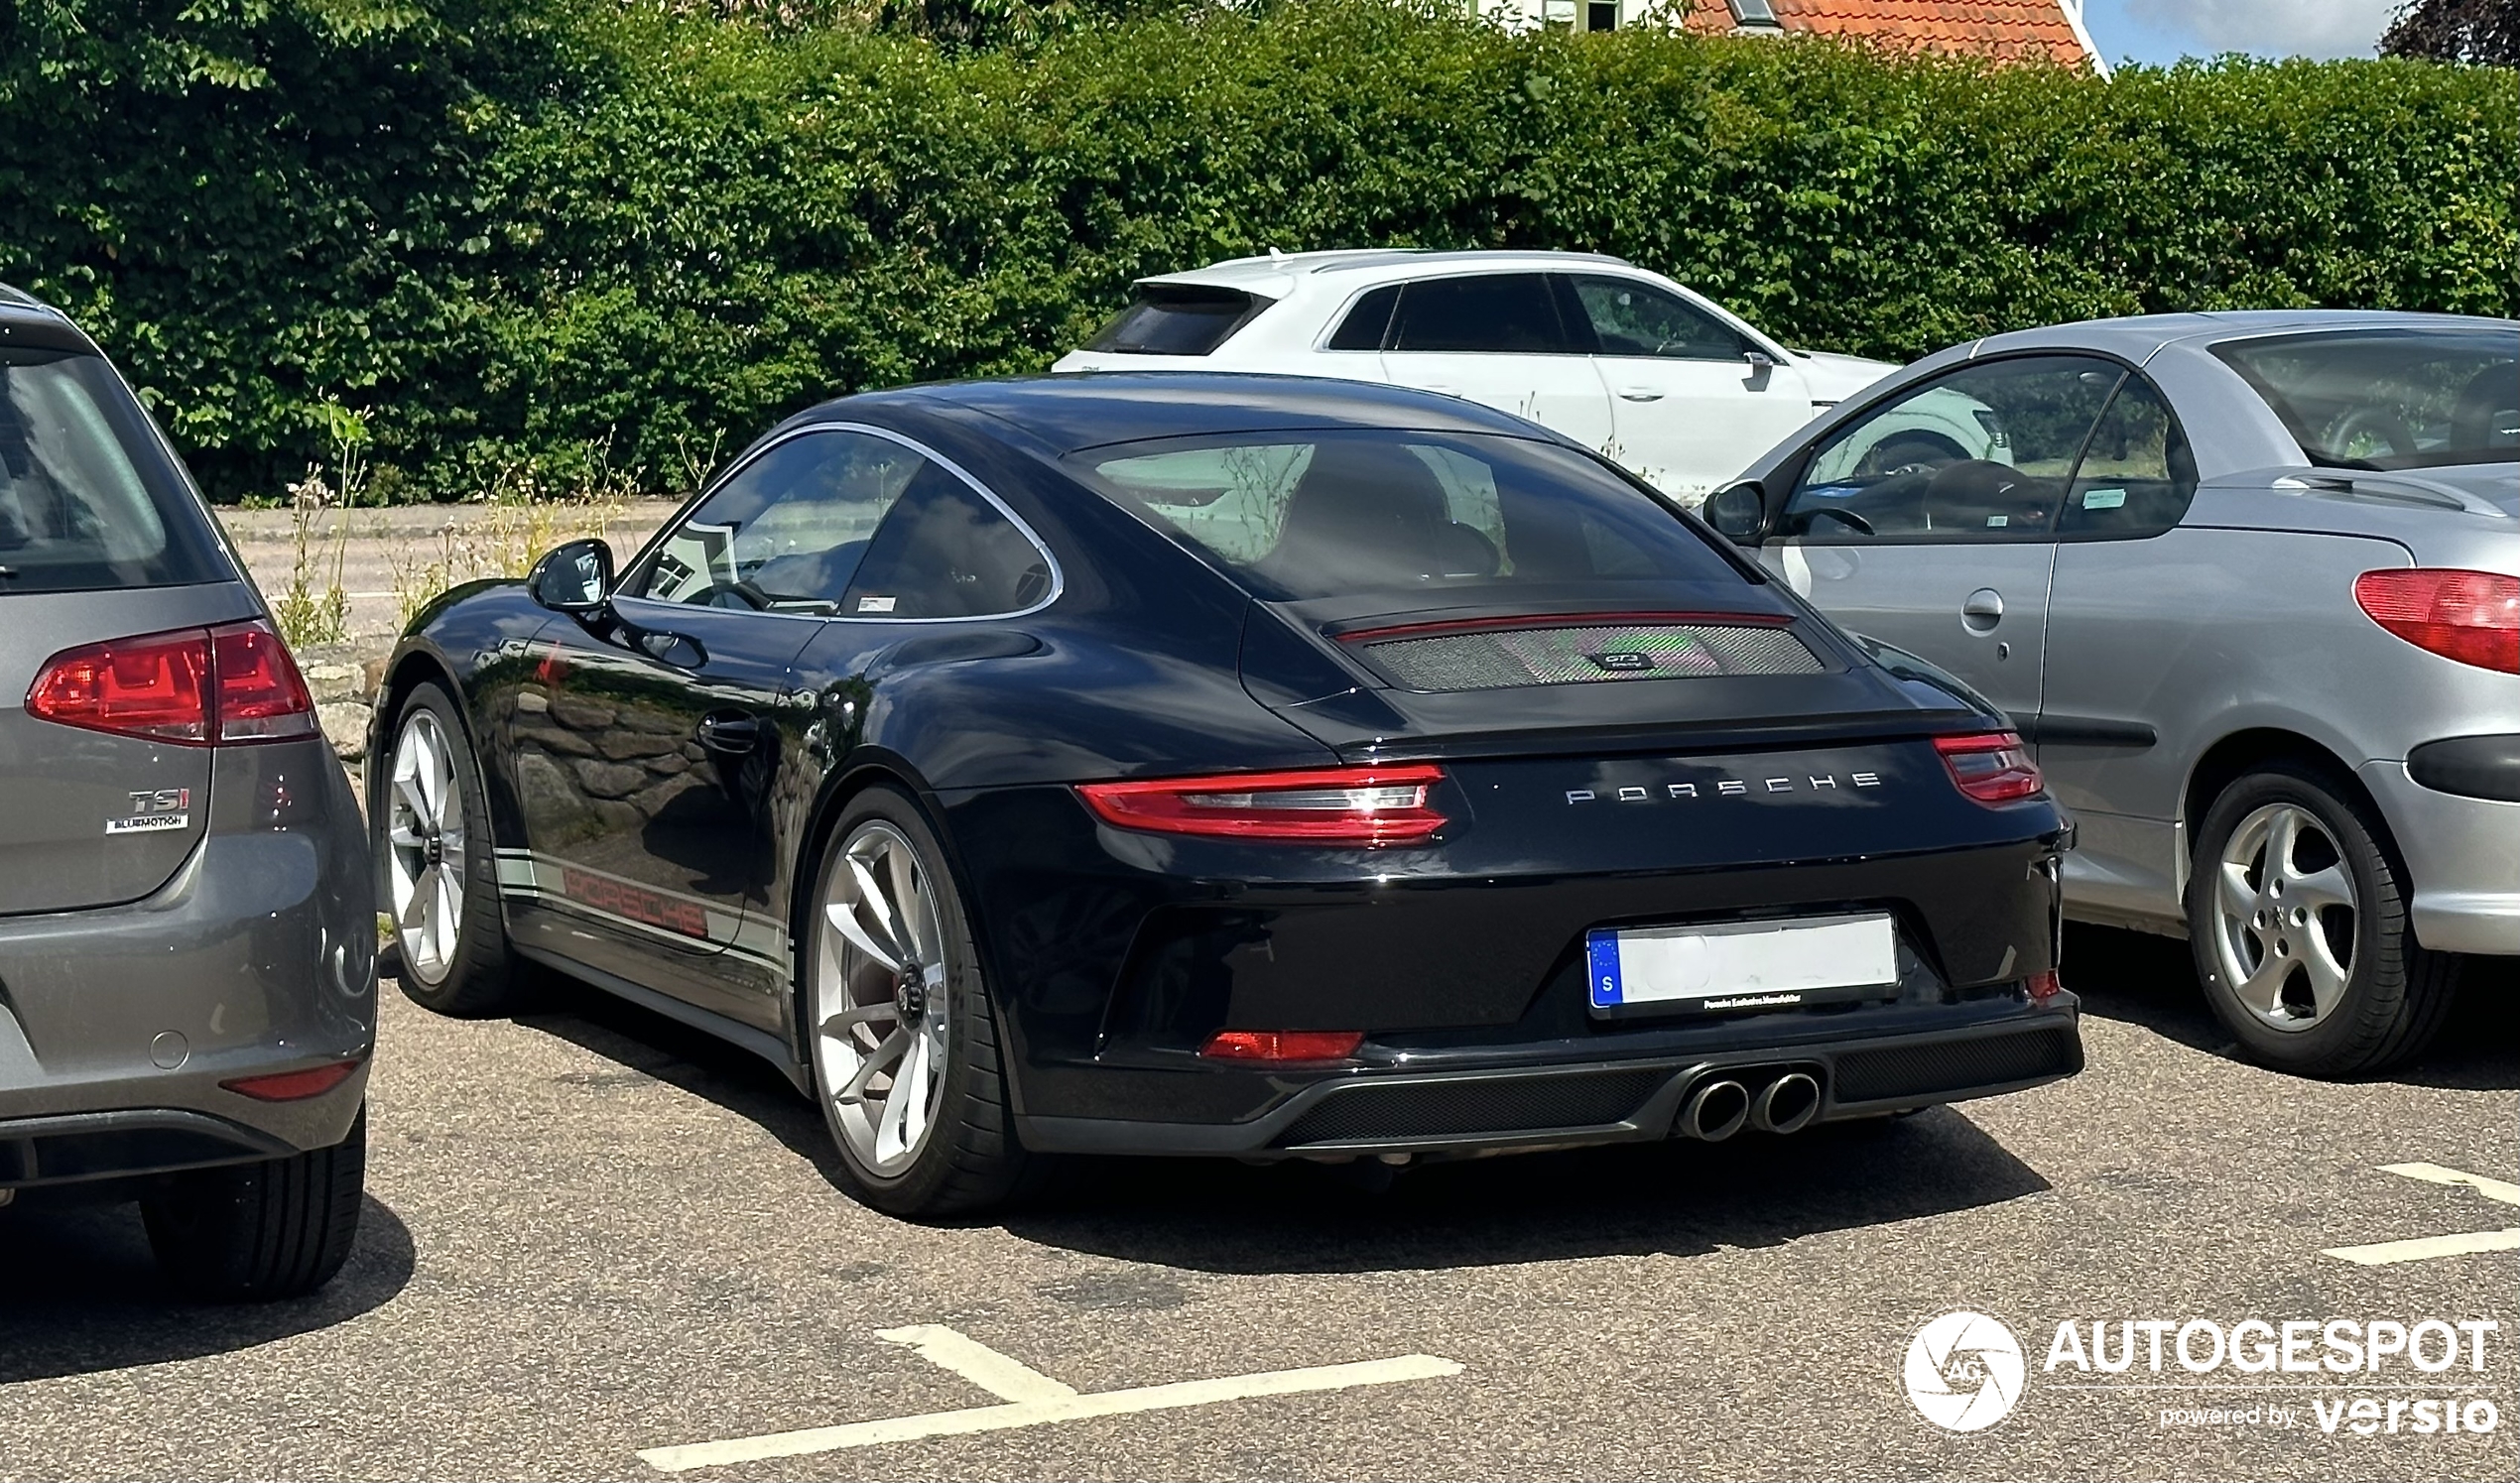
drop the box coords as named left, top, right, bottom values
left=2322, top=1162, right=2520, bottom=1267
left=636, top=1327, right=1461, bottom=1472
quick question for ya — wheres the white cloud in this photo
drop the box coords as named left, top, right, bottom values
left=2124, top=0, right=2400, bottom=59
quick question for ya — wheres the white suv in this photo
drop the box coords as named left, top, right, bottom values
left=1053, top=249, right=1897, bottom=502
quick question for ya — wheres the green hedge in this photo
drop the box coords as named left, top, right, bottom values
left=3, top=2, right=2513, bottom=502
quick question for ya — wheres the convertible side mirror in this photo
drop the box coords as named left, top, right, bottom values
left=528, top=538, right=614, bottom=614
left=1703, top=480, right=1770, bottom=546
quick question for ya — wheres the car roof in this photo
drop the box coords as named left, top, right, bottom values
left=1135, top=248, right=1642, bottom=297
left=1971, top=309, right=2520, bottom=363
left=827, top=372, right=1568, bottom=455
left=0, top=284, right=96, bottom=352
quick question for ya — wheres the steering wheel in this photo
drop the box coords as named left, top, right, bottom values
left=693, top=578, right=775, bottom=612
left=2325, top=408, right=2417, bottom=463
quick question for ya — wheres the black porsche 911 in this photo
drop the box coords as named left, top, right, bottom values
left=370, top=373, right=2081, bottom=1216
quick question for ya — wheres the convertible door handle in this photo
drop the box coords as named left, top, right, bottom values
left=1616, top=388, right=1666, bottom=403
left=695, top=711, right=760, bottom=755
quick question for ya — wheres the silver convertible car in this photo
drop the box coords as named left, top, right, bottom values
left=1703, top=310, right=2518, bottom=1076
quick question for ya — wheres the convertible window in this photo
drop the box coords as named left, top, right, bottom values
left=1074, top=430, right=1746, bottom=601
left=2212, top=328, right=2520, bottom=470
left=1779, top=355, right=2125, bottom=544
left=627, top=430, right=929, bottom=613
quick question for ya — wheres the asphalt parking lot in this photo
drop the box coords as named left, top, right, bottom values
left=3, top=930, right=2514, bottom=1482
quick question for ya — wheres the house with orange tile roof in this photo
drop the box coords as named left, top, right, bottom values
left=1483, top=0, right=2108, bottom=74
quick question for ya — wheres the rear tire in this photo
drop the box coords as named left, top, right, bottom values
left=2185, top=764, right=2459, bottom=1076
left=805, top=787, right=1037, bottom=1218
left=380, top=681, right=523, bottom=1016
left=144, top=1111, right=366, bottom=1300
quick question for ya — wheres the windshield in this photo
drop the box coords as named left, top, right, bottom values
left=1071, top=430, right=1752, bottom=602
left=2212, top=327, right=2519, bottom=470
left=0, top=348, right=228, bottom=594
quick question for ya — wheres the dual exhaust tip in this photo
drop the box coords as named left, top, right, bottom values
left=1679, top=1070, right=1820, bottom=1142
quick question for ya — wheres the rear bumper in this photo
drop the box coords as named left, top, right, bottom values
left=0, top=740, right=376, bottom=1180
left=1016, top=993, right=2080, bottom=1159
left=2360, top=759, right=2520, bottom=957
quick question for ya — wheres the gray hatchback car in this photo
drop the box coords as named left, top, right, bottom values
left=0, top=285, right=373, bottom=1297
left=1706, top=310, right=2518, bottom=1076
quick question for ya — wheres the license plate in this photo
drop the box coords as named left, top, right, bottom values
left=1586, top=914, right=1897, bottom=1015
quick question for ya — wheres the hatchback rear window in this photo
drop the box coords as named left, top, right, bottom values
left=0, top=349, right=227, bottom=593
left=1071, top=430, right=1752, bottom=602
left=2212, top=327, right=2520, bottom=470
left=1084, top=286, right=1270, bottom=356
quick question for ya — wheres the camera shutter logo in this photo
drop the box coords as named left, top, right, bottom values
left=1905, top=1311, right=2026, bottom=1432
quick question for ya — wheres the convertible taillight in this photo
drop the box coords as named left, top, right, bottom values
left=1934, top=731, right=2044, bottom=804
left=27, top=619, right=315, bottom=745
left=1077, top=763, right=1449, bottom=845
left=2354, top=569, right=2520, bottom=675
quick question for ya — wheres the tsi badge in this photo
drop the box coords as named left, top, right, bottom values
left=108, top=787, right=191, bottom=836
left=1906, top=1310, right=2027, bottom=1432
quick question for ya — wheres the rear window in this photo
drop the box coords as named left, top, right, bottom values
left=1071, top=430, right=1750, bottom=602
left=1084, top=286, right=1270, bottom=357
left=2212, top=327, right=2520, bottom=470
left=0, top=348, right=227, bottom=594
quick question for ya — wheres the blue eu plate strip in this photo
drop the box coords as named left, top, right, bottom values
left=1586, top=929, right=1624, bottom=1008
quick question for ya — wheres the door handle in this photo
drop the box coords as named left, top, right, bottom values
left=1961, top=588, right=2005, bottom=632
left=695, top=711, right=760, bottom=756
left=1616, top=388, right=1665, bottom=403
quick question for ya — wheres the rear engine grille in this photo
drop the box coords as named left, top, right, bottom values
left=1833, top=1028, right=2081, bottom=1104
left=1276, top=1067, right=1673, bottom=1147
left=1361, top=623, right=1823, bottom=691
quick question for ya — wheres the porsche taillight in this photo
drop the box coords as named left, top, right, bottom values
left=2354, top=569, right=2520, bottom=675
left=26, top=619, right=316, bottom=745
left=1076, top=763, right=1449, bottom=845
left=1934, top=731, right=2044, bottom=804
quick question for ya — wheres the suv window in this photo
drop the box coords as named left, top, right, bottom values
left=1325, top=285, right=1401, bottom=352
left=1388, top=275, right=1580, bottom=355
left=0, top=349, right=227, bottom=594
left=1569, top=276, right=1751, bottom=361
left=1085, top=286, right=1268, bottom=357
left=629, top=430, right=929, bottom=613
left=2056, top=375, right=2199, bottom=540
left=1781, top=356, right=2127, bottom=544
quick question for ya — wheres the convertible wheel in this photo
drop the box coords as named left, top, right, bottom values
left=2185, top=764, right=2459, bottom=1076
left=807, top=788, right=1035, bottom=1217
left=381, top=683, right=522, bottom=1016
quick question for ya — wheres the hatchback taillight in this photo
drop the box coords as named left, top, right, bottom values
left=2354, top=569, right=2520, bottom=675
left=1934, top=731, right=2044, bottom=804
left=1077, top=763, right=1449, bottom=845
left=26, top=619, right=315, bottom=745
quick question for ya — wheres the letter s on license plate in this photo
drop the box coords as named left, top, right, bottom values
left=1585, top=914, right=1897, bottom=1016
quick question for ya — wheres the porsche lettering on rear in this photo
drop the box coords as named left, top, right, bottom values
left=1566, top=772, right=1883, bottom=805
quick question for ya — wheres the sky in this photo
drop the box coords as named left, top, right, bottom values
left=2078, top=0, right=2405, bottom=65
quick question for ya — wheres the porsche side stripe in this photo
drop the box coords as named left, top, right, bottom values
left=494, top=850, right=791, bottom=981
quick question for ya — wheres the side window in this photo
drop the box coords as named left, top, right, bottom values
left=2057, top=375, right=2199, bottom=540
left=1568, top=275, right=1750, bottom=361
left=1325, top=285, right=1400, bottom=352
left=841, top=462, right=1054, bottom=619
left=627, top=430, right=921, bottom=612
left=1779, top=356, right=2125, bottom=544
left=1388, top=275, right=1578, bottom=355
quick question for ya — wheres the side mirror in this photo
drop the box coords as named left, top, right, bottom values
left=1703, top=480, right=1770, bottom=545
left=528, top=539, right=614, bottom=614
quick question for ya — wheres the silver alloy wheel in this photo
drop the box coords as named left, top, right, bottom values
left=2206, top=802, right=2358, bottom=1032
left=813, top=820, right=951, bottom=1176
left=386, top=709, right=467, bottom=985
